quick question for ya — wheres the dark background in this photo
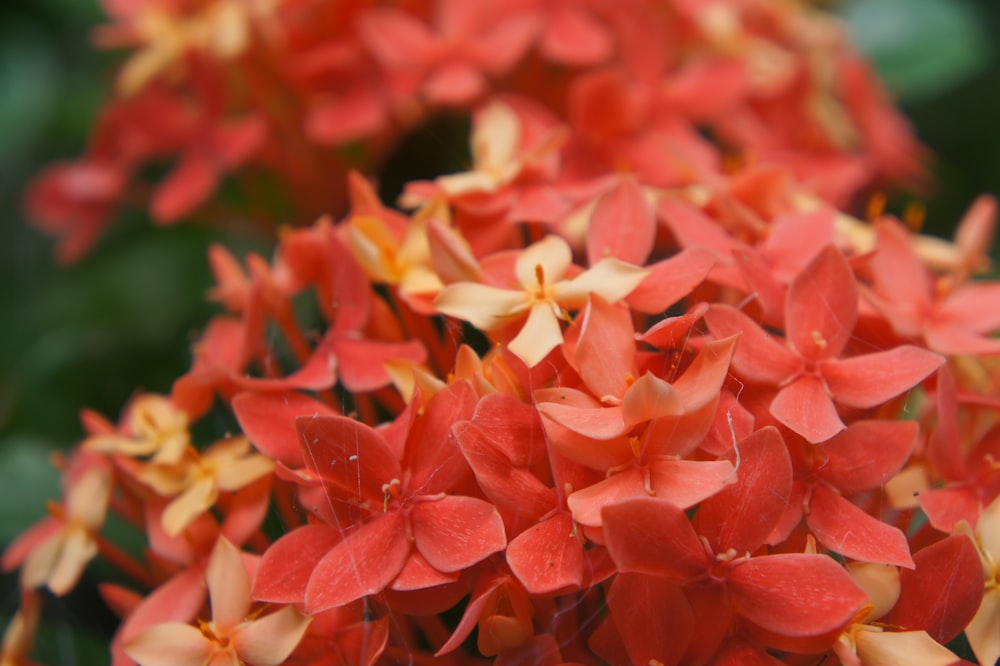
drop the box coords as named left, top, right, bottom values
left=1, top=0, right=998, bottom=661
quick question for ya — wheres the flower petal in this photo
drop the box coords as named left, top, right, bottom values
left=506, top=513, right=583, bottom=594
left=124, top=622, right=211, bottom=666
left=206, top=537, right=251, bottom=630
left=820, top=346, right=944, bottom=409
left=410, top=496, right=506, bottom=572
left=728, top=554, right=867, bottom=638
left=694, top=427, right=792, bottom=555
left=785, top=246, right=858, bottom=360
left=508, top=301, right=563, bottom=367
left=305, top=511, right=409, bottom=612
left=233, top=606, right=312, bottom=666
left=602, top=497, right=709, bottom=582
left=770, top=374, right=845, bottom=443
left=806, top=485, right=914, bottom=568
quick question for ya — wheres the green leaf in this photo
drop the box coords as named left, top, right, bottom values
left=0, top=436, right=60, bottom=543
left=843, top=0, right=990, bottom=102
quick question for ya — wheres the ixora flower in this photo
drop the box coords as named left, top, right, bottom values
left=433, top=234, right=648, bottom=366
left=123, top=536, right=311, bottom=666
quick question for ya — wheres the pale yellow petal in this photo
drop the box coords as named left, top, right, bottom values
left=20, top=534, right=62, bottom=592
left=233, top=606, right=312, bottom=666
left=214, top=455, right=274, bottom=492
left=124, top=622, right=213, bottom=666
left=434, top=283, right=527, bottom=329
left=207, top=537, right=251, bottom=630
left=437, top=170, right=503, bottom=196
left=966, top=589, right=1000, bottom=666
left=46, top=527, right=97, bottom=596
left=399, top=265, right=444, bottom=296
left=1, top=593, right=39, bottom=659
left=884, top=465, right=927, bottom=509
left=348, top=215, right=398, bottom=283
left=473, top=101, right=521, bottom=175
left=977, top=494, right=1000, bottom=563
left=508, top=302, right=563, bottom=368
left=162, top=478, right=218, bottom=537
left=138, top=462, right=193, bottom=496
left=846, top=562, right=900, bottom=621
left=83, top=434, right=159, bottom=457
left=516, top=236, right=572, bottom=289
left=555, top=258, right=649, bottom=309
left=855, top=629, right=959, bottom=666
left=67, top=467, right=111, bottom=529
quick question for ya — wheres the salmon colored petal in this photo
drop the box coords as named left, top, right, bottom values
left=389, top=550, right=459, bottom=591
left=124, top=622, right=211, bottom=665
left=939, top=282, right=1000, bottom=333
left=151, top=152, right=217, bottom=223
left=253, top=524, right=343, bottom=604
left=206, top=537, right=251, bottom=630
left=403, top=380, right=478, bottom=495
left=508, top=301, right=563, bottom=367
left=820, top=346, right=944, bottom=409
left=806, top=485, right=914, bottom=568
left=705, top=305, right=801, bottom=385
left=785, top=246, right=857, bottom=360
left=538, top=401, right=626, bottom=440
left=434, top=282, right=527, bottom=329
left=872, top=218, right=933, bottom=310
left=925, top=320, right=1000, bottom=355
left=305, top=511, right=409, bottom=612
left=622, top=373, right=683, bottom=429
left=587, top=177, right=655, bottom=266
left=646, top=459, right=735, bottom=510
left=295, top=414, right=400, bottom=505
left=606, top=573, right=693, bottom=666
left=855, top=629, right=960, bottom=666
left=233, top=606, right=312, bottom=666
left=356, top=9, right=435, bottom=69
left=694, top=427, right=792, bottom=555
left=233, top=391, right=338, bottom=467
left=626, top=247, right=715, bottom=314
left=816, top=420, right=918, bottom=494
left=673, top=335, right=739, bottom=411
left=539, top=5, right=613, bottom=66
left=574, top=294, right=635, bottom=400
left=453, top=421, right=557, bottom=520
left=411, top=496, right=506, bottom=572
left=728, top=554, right=867, bottom=638
left=507, top=513, right=583, bottom=594
left=887, top=534, right=984, bottom=643
left=567, top=468, right=647, bottom=527
left=602, top=497, right=709, bottom=582
left=332, top=338, right=427, bottom=393
left=770, top=374, right=845, bottom=443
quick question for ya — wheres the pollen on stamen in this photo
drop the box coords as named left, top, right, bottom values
left=866, top=192, right=887, bottom=221
left=811, top=330, right=828, bottom=349
left=904, top=200, right=926, bottom=231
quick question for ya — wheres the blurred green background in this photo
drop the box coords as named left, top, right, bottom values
left=1, top=0, right=999, bottom=661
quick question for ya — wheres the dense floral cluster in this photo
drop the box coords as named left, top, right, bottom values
left=7, top=0, right=1000, bottom=664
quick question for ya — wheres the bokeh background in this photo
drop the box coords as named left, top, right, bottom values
left=1, top=0, right=999, bottom=661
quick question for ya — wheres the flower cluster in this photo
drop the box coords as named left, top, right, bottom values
left=8, top=0, right=1000, bottom=665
